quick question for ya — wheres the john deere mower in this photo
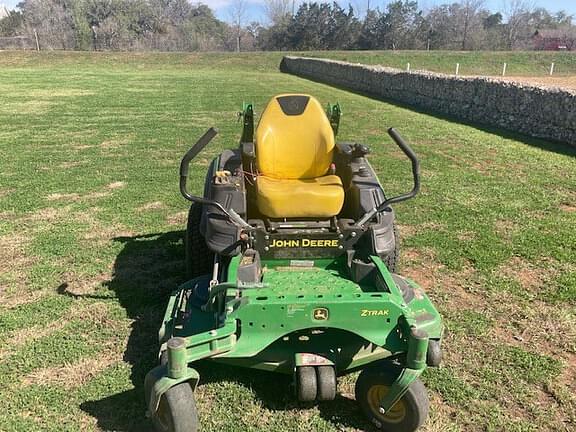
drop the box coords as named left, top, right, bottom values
left=145, top=94, right=443, bottom=432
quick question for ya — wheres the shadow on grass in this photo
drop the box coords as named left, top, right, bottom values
left=287, top=72, right=576, bottom=158
left=74, top=231, right=372, bottom=431
left=193, top=361, right=372, bottom=430
left=72, top=231, right=185, bottom=432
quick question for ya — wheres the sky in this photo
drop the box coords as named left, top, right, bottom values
left=2, top=0, right=576, bottom=24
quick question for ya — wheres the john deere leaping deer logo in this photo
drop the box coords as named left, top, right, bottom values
left=313, top=308, right=329, bottom=321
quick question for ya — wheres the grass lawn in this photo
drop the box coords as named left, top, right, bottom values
left=299, top=50, right=576, bottom=76
left=0, top=51, right=574, bottom=432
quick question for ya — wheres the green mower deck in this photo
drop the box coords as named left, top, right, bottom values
left=147, top=255, right=442, bottom=420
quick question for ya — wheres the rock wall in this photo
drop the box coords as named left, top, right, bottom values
left=280, top=56, right=576, bottom=146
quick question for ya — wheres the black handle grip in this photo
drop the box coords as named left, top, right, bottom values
left=356, top=128, right=420, bottom=227
left=180, top=127, right=218, bottom=179
left=179, top=128, right=252, bottom=231
left=387, top=127, right=420, bottom=199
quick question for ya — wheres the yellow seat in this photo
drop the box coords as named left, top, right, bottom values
left=254, top=94, right=344, bottom=219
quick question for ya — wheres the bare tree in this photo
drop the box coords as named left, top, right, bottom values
left=460, top=0, right=485, bottom=50
left=263, top=0, right=291, bottom=24
left=229, top=0, right=247, bottom=52
left=20, top=0, right=77, bottom=50
left=501, top=0, right=534, bottom=49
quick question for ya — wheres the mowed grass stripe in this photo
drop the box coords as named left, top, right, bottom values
left=0, top=52, right=574, bottom=431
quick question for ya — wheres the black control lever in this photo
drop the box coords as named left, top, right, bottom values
left=356, top=128, right=420, bottom=228
left=179, top=128, right=252, bottom=230
left=351, top=143, right=370, bottom=158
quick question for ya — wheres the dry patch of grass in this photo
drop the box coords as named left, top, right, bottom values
left=421, top=394, right=460, bottom=432
left=22, top=347, right=121, bottom=389
left=0, top=301, right=110, bottom=362
left=4, top=100, right=53, bottom=115
left=107, top=181, right=126, bottom=190
left=47, top=192, right=81, bottom=201
left=79, top=215, right=133, bottom=247
left=23, top=89, right=95, bottom=98
left=0, top=188, right=14, bottom=198
left=0, top=319, right=68, bottom=362
left=24, top=206, right=71, bottom=223
left=494, top=219, right=517, bottom=242
left=397, top=222, right=443, bottom=240
left=57, top=161, right=86, bottom=169
left=58, top=272, right=111, bottom=297
left=167, top=211, right=187, bottom=226
left=73, top=144, right=96, bottom=150
left=0, top=234, right=35, bottom=305
left=499, top=256, right=545, bottom=291
left=47, top=188, right=117, bottom=204
left=138, top=201, right=165, bottom=211
left=100, top=135, right=134, bottom=150
left=16, top=302, right=125, bottom=390
left=84, top=191, right=112, bottom=200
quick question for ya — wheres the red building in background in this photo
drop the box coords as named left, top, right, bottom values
left=533, top=29, right=576, bottom=51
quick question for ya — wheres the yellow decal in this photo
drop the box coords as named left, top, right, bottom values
left=361, top=309, right=389, bottom=317
left=270, top=239, right=339, bottom=248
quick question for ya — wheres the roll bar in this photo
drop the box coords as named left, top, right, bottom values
left=356, top=128, right=420, bottom=228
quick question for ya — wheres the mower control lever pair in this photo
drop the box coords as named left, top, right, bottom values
left=179, top=128, right=252, bottom=231
left=356, top=128, right=421, bottom=228
left=181, top=127, right=419, bottom=231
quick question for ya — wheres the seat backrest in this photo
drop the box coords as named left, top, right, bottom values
left=255, top=94, right=335, bottom=180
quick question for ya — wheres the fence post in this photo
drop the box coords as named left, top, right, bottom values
left=455, top=63, right=460, bottom=76
left=33, top=29, right=40, bottom=51
left=502, top=63, right=507, bottom=76
left=550, top=62, right=555, bottom=76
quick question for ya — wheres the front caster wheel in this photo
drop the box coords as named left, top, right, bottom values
left=296, top=366, right=317, bottom=402
left=355, top=368, right=429, bottom=432
left=151, top=383, right=199, bottom=432
left=316, top=366, right=336, bottom=401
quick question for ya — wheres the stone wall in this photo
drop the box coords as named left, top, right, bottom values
left=280, top=56, right=576, bottom=146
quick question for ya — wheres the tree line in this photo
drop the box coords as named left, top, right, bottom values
left=0, top=0, right=574, bottom=52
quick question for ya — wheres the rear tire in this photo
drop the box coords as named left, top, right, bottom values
left=185, top=203, right=213, bottom=278
left=355, top=367, right=429, bottom=432
left=151, top=383, right=199, bottom=432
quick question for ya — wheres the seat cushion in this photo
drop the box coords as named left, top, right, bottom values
left=256, top=175, right=345, bottom=219
left=255, top=94, right=335, bottom=180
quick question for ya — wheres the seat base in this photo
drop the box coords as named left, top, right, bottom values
left=255, top=175, right=345, bottom=219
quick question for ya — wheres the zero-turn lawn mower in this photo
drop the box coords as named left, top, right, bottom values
left=145, top=94, right=443, bottom=432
